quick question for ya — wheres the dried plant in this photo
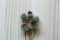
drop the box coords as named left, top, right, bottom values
left=21, top=11, right=40, bottom=40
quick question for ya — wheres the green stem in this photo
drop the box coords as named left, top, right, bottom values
left=25, top=32, right=26, bottom=40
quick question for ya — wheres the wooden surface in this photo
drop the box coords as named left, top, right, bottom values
left=0, top=0, right=60, bottom=40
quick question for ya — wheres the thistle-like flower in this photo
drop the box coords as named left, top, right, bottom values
left=27, top=11, right=33, bottom=20
left=21, top=13, right=27, bottom=21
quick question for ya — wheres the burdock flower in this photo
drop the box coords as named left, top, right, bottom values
left=27, top=11, right=33, bottom=20
left=30, top=20, right=36, bottom=25
left=28, top=11, right=32, bottom=14
left=29, top=20, right=38, bottom=29
left=33, top=16, right=39, bottom=22
left=21, top=13, right=27, bottom=21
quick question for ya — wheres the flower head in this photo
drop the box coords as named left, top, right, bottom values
left=28, top=11, right=32, bottom=15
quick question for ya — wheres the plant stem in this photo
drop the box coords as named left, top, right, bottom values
left=25, top=32, right=26, bottom=40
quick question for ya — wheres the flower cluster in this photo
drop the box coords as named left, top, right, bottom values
left=21, top=11, right=39, bottom=31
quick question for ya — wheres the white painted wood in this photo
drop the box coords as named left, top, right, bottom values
left=1, top=0, right=60, bottom=40
left=0, top=0, right=6, bottom=40
left=53, top=0, right=59, bottom=40
left=58, top=0, right=60, bottom=40
left=50, top=0, right=59, bottom=40
left=4, top=0, right=59, bottom=40
left=5, top=0, right=50, bottom=40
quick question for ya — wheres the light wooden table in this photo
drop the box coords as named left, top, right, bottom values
left=0, top=0, right=60, bottom=40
